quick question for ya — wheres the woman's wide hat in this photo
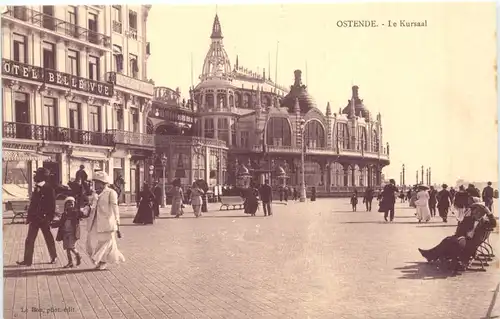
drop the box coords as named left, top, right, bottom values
left=93, top=171, right=110, bottom=184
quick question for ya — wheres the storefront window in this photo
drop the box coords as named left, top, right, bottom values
left=2, top=161, right=31, bottom=199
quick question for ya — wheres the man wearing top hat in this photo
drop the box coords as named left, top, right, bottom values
left=17, top=167, right=58, bottom=266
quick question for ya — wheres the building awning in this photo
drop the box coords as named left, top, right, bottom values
left=70, top=151, right=108, bottom=162
left=3, top=150, right=52, bottom=162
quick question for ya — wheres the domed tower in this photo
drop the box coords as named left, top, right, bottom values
left=200, top=14, right=232, bottom=81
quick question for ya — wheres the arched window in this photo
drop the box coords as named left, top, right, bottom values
left=337, top=123, right=349, bottom=149
left=206, top=94, right=214, bottom=108
left=216, top=92, right=227, bottom=108
left=242, top=93, right=250, bottom=108
left=204, top=118, right=214, bottom=138
left=331, top=162, right=344, bottom=186
left=217, top=118, right=229, bottom=144
left=304, top=161, right=322, bottom=186
left=234, top=92, right=241, bottom=108
left=304, top=120, right=325, bottom=148
left=358, top=127, right=368, bottom=151
left=372, top=129, right=379, bottom=152
left=265, top=117, right=292, bottom=146
left=229, top=94, right=234, bottom=108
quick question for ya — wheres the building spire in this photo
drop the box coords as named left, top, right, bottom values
left=210, top=14, right=223, bottom=39
left=326, top=102, right=331, bottom=116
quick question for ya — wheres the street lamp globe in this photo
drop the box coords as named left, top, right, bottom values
left=155, top=109, right=159, bottom=117
left=299, top=118, right=306, bottom=130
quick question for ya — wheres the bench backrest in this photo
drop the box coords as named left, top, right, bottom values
left=221, top=196, right=244, bottom=204
left=5, top=201, right=29, bottom=211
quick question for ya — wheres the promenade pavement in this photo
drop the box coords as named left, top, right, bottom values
left=3, top=199, right=499, bottom=319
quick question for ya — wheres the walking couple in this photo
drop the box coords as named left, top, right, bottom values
left=17, top=169, right=124, bottom=270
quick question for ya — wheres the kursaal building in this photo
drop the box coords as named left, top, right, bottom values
left=149, top=14, right=390, bottom=196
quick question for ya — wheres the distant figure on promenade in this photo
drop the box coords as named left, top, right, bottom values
left=75, top=165, right=88, bottom=183
left=449, top=187, right=456, bottom=204
left=379, top=179, right=398, bottom=222
left=437, top=184, right=452, bottom=223
left=153, top=182, right=162, bottom=217
left=170, top=179, right=184, bottom=218
left=415, top=185, right=431, bottom=223
left=17, top=167, right=58, bottom=266
left=399, top=190, right=406, bottom=203
left=363, top=187, right=374, bottom=211
left=133, top=183, right=155, bottom=225
left=293, top=188, right=298, bottom=201
left=259, top=180, right=273, bottom=217
left=310, top=187, right=317, bottom=201
left=406, top=188, right=412, bottom=203
left=190, top=181, right=204, bottom=218
left=113, top=174, right=125, bottom=203
left=454, top=185, right=469, bottom=222
left=51, top=197, right=86, bottom=268
left=279, top=187, right=284, bottom=202
left=428, top=186, right=438, bottom=217
left=466, top=184, right=480, bottom=198
left=350, top=191, right=358, bottom=212
left=482, top=182, right=495, bottom=212
left=284, top=186, right=289, bottom=202
left=86, top=171, right=124, bottom=270
left=243, top=184, right=259, bottom=216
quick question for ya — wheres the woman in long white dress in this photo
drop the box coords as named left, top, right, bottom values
left=86, top=171, right=125, bottom=270
left=415, top=185, right=431, bottom=223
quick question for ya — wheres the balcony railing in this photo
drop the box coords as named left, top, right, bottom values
left=107, top=129, right=154, bottom=148
left=3, top=6, right=111, bottom=48
left=4, top=122, right=114, bottom=147
left=248, top=144, right=390, bottom=160
left=155, top=135, right=228, bottom=149
left=127, top=28, right=138, bottom=40
left=112, top=20, right=122, bottom=33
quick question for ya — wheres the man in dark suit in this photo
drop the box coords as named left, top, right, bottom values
left=363, top=187, right=374, bottom=212
left=482, top=182, right=495, bottom=212
left=17, top=167, right=58, bottom=266
left=259, top=180, right=273, bottom=216
left=75, top=165, right=88, bottom=183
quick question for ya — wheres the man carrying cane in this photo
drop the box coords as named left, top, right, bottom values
left=17, top=167, right=58, bottom=266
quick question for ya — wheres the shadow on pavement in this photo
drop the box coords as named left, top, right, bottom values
left=416, top=224, right=457, bottom=228
left=4, top=267, right=100, bottom=278
left=395, top=262, right=461, bottom=280
left=340, top=221, right=423, bottom=225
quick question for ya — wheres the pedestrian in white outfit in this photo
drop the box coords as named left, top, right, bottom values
left=190, top=182, right=204, bottom=217
left=86, top=171, right=125, bottom=270
left=415, top=185, right=431, bottom=223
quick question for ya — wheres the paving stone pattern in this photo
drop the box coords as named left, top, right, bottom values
left=3, top=199, right=499, bottom=319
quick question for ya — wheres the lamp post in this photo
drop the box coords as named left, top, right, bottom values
left=161, top=154, right=168, bottom=208
left=402, top=164, right=405, bottom=186
left=425, top=168, right=429, bottom=186
left=421, top=165, right=424, bottom=185
left=416, top=170, right=418, bottom=185
left=429, top=167, right=432, bottom=186
left=299, top=118, right=307, bottom=202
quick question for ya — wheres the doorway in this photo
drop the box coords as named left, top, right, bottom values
left=14, top=92, right=30, bottom=139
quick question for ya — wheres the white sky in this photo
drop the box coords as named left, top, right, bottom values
left=147, top=3, right=498, bottom=184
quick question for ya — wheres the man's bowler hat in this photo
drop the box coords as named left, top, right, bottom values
left=33, top=167, right=50, bottom=177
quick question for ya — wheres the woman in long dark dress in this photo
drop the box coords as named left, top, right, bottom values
left=133, top=183, right=155, bottom=225
left=243, top=186, right=259, bottom=216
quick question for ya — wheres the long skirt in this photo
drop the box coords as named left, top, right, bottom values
left=193, top=205, right=202, bottom=217
left=416, top=205, right=431, bottom=222
left=86, top=227, right=125, bottom=265
left=170, top=199, right=183, bottom=216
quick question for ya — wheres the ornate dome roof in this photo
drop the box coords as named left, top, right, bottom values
left=342, top=86, right=371, bottom=120
left=280, top=70, right=317, bottom=113
left=199, top=14, right=232, bottom=82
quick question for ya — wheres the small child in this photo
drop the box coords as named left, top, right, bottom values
left=53, top=197, right=87, bottom=268
left=350, top=192, right=358, bottom=212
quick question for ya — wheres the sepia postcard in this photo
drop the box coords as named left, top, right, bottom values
left=1, top=2, right=498, bottom=318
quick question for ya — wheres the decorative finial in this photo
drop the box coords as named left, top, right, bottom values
left=326, top=102, right=331, bottom=116
left=293, top=70, right=302, bottom=87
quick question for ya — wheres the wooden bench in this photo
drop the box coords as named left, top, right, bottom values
left=220, top=196, right=245, bottom=210
left=5, top=200, right=30, bottom=224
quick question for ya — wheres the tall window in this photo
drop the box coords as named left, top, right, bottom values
left=337, top=123, right=349, bottom=149
left=68, top=50, right=79, bottom=76
left=113, top=45, right=123, bottom=73
left=42, top=42, right=55, bottom=70
left=67, top=6, right=78, bottom=37
left=240, top=131, right=249, bottom=148
left=217, top=118, right=229, bottom=144
left=265, top=117, right=292, bottom=146
left=112, top=5, right=122, bottom=33
left=131, top=109, right=139, bottom=133
left=304, top=120, right=325, bottom=148
left=88, top=13, right=98, bottom=44
left=42, top=6, right=55, bottom=30
left=89, top=106, right=100, bottom=132
left=129, top=54, right=138, bottom=78
left=116, top=109, right=124, bottom=130
left=43, top=97, right=57, bottom=127
left=129, top=10, right=138, bottom=30
left=358, top=127, right=368, bottom=151
left=13, top=33, right=27, bottom=63
left=372, top=129, right=379, bottom=152
left=88, top=56, right=100, bottom=81
left=68, top=102, right=81, bottom=129
left=204, top=118, right=214, bottom=138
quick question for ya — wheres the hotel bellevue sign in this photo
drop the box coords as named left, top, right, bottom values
left=2, top=59, right=113, bottom=97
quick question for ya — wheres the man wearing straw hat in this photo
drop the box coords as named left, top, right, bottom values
left=86, top=171, right=125, bottom=270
